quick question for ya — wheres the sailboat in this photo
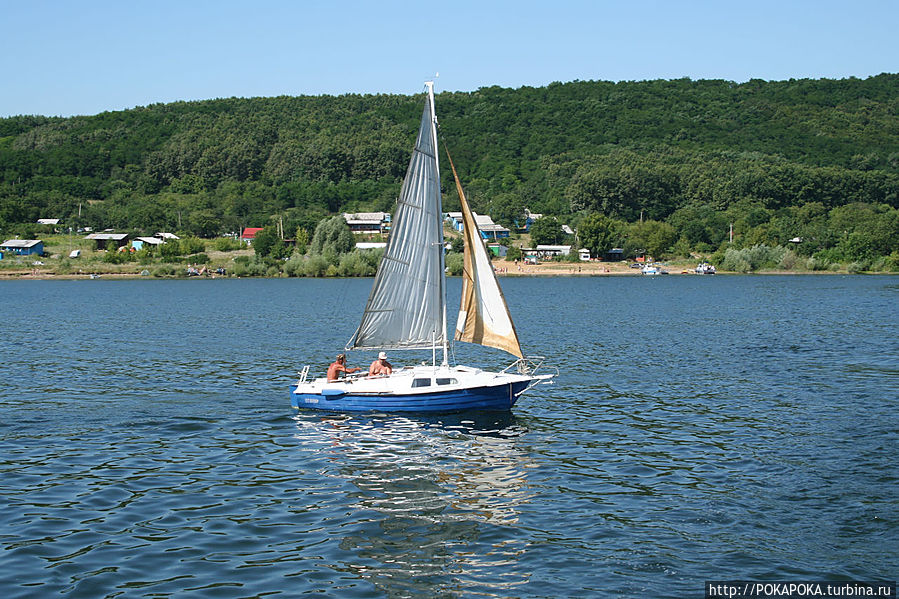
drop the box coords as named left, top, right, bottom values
left=290, top=82, right=555, bottom=413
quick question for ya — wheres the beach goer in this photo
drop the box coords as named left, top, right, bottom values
left=327, top=354, right=360, bottom=382
left=368, top=351, right=393, bottom=377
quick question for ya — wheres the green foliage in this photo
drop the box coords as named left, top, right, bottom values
left=445, top=252, right=463, bottom=275
left=294, top=227, right=309, bottom=255
left=1, top=76, right=898, bottom=266
left=310, top=215, right=354, bottom=257
left=212, top=236, right=242, bottom=251
left=529, top=216, right=567, bottom=245
left=252, top=226, right=287, bottom=259
left=505, top=245, right=523, bottom=261
left=626, top=219, right=677, bottom=257
left=578, top=213, right=624, bottom=257
left=720, top=244, right=787, bottom=272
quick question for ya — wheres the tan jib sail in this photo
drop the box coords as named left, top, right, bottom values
left=447, top=154, right=524, bottom=358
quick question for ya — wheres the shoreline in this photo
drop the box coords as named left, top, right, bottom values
left=0, top=260, right=886, bottom=280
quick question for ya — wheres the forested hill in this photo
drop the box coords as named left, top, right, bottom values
left=1, top=74, right=897, bottom=252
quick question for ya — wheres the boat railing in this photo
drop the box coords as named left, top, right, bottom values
left=297, top=365, right=310, bottom=384
left=503, top=356, right=558, bottom=378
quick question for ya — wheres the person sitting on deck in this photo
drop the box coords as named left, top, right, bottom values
left=327, top=354, right=361, bottom=382
left=368, top=351, right=393, bottom=377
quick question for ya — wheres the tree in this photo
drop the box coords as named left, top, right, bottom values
left=578, top=213, right=624, bottom=257
left=252, top=226, right=287, bottom=259
left=627, top=219, right=677, bottom=257
left=488, top=192, right=526, bottom=229
left=310, top=215, right=354, bottom=257
left=529, top=216, right=565, bottom=245
left=294, top=227, right=310, bottom=255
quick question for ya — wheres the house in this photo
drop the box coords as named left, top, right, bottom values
left=132, top=237, right=166, bottom=251
left=487, top=243, right=508, bottom=258
left=445, top=212, right=464, bottom=231
left=579, top=248, right=591, bottom=261
left=240, top=228, right=264, bottom=244
left=535, top=244, right=572, bottom=258
left=355, top=242, right=387, bottom=250
left=1, top=239, right=44, bottom=256
left=343, top=212, right=391, bottom=235
left=517, top=208, right=543, bottom=232
left=85, top=232, right=129, bottom=250
left=443, top=212, right=510, bottom=239
left=156, top=232, right=180, bottom=240
left=475, top=214, right=510, bottom=240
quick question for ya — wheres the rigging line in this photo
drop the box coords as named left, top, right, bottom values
left=412, top=146, right=437, bottom=160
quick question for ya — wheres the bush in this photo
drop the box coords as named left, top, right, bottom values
left=720, top=248, right=748, bottom=272
left=847, top=261, right=869, bottom=274
left=213, top=237, right=242, bottom=252
left=153, top=264, right=176, bottom=277
left=445, top=252, right=463, bottom=275
left=181, top=237, right=206, bottom=255
left=720, top=244, right=786, bottom=272
left=806, top=256, right=830, bottom=271
left=305, top=255, right=330, bottom=277
left=103, top=248, right=129, bottom=264
left=505, top=245, right=522, bottom=261
left=56, top=259, right=73, bottom=274
left=188, top=253, right=210, bottom=264
left=778, top=248, right=800, bottom=270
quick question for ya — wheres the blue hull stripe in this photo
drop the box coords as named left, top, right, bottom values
left=291, top=381, right=529, bottom=413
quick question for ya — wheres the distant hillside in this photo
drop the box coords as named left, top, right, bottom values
left=1, top=75, right=897, bottom=262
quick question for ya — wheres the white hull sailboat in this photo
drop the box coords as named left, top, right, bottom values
left=291, top=82, right=555, bottom=413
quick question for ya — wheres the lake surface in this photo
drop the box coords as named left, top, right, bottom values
left=1, top=275, right=896, bottom=598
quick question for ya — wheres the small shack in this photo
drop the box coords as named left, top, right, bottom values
left=1, top=239, right=44, bottom=256
left=535, top=244, right=571, bottom=258
left=603, top=248, right=624, bottom=261
left=85, top=232, right=129, bottom=250
left=132, top=237, right=166, bottom=251
left=487, top=243, right=508, bottom=258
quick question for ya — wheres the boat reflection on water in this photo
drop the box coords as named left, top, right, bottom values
left=291, top=411, right=535, bottom=595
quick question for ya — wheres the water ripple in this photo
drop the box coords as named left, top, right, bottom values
left=0, top=277, right=897, bottom=597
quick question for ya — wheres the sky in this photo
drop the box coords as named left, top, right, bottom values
left=1, top=0, right=896, bottom=117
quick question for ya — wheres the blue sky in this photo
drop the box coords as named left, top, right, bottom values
left=2, top=0, right=896, bottom=117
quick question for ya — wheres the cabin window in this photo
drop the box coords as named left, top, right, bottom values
left=436, top=378, right=457, bottom=385
left=412, top=378, right=431, bottom=388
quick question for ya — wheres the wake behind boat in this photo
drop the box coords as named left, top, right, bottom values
left=291, top=82, right=555, bottom=413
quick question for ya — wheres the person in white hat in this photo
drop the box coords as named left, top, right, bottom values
left=368, top=351, right=393, bottom=377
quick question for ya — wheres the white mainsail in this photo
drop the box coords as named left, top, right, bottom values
left=347, top=83, right=447, bottom=353
left=448, top=156, right=524, bottom=358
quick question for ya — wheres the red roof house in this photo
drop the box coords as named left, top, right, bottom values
left=241, top=228, right=264, bottom=244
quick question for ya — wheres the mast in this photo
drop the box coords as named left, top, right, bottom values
left=425, top=81, right=449, bottom=366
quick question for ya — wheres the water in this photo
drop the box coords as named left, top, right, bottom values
left=1, top=276, right=896, bottom=598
